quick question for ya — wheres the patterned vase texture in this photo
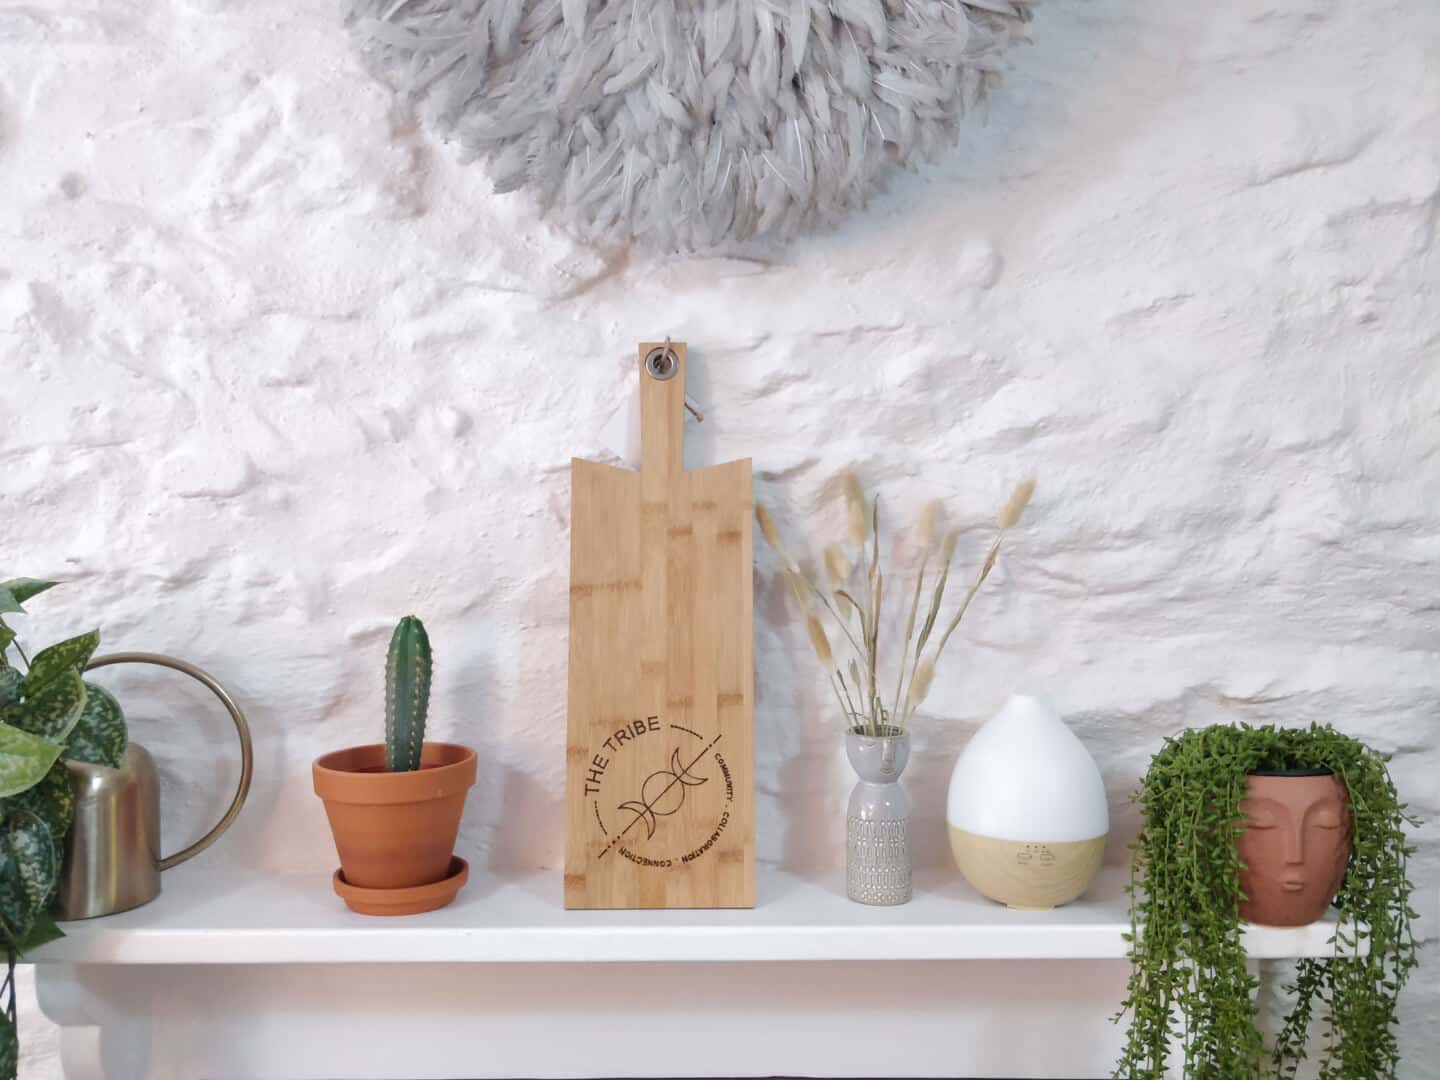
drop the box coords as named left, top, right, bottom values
left=846, top=729, right=912, bottom=906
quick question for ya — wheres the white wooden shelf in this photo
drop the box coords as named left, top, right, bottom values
left=32, top=861, right=1342, bottom=966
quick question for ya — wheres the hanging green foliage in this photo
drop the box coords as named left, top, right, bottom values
left=1114, top=723, right=1419, bottom=1080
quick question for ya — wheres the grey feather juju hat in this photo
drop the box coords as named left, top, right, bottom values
left=348, top=0, right=1034, bottom=250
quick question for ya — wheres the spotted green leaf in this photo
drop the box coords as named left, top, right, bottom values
left=0, top=579, right=58, bottom=607
left=0, top=670, right=18, bottom=711
left=2, top=812, right=57, bottom=911
left=0, top=624, right=13, bottom=661
left=0, top=589, right=19, bottom=616
left=0, top=723, right=64, bottom=798
left=64, top=682, right=127, bottom=770
left=22, top=629, right=100, bottom=693
left=12, top=763, right=76, bottom=848
left=0, top=842, right=33, bottom=948
left=3, top=669, right=86, bottom=744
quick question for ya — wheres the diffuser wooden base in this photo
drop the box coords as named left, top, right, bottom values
left=949, top=829, right=1106, bottom=910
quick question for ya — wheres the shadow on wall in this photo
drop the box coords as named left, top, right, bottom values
left=447, top=617, right=568, bottom=882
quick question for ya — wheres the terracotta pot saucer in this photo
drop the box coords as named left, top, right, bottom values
left=333, top=856, right=469, bottom=916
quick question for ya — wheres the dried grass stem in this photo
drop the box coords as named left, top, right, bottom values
left=759, top=475, right=1034, bottom=734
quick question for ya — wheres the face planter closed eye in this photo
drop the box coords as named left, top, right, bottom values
left=1247, top=813, right=1277, bottom=830
left=1244, top=801, right=1285, bottom=830
left=1310, top=803, right=1345, bottom=830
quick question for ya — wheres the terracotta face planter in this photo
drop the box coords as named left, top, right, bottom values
left=1236, top=769, right=1351, bottom=927
left=313, top=742, right=477, bottom=914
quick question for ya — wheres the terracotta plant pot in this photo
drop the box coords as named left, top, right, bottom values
left=313, top=742, right=477, bottom=912
left=1236, top=769, right=1351, bottom=927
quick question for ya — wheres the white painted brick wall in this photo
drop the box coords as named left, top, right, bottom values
left=2, top=0, right=1437, bottom=1075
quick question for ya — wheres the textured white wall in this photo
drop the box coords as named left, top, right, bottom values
left=3, top=0, right=1439, bottom=1075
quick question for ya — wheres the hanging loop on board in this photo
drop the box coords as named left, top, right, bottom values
left=644, top=344, right=679, bottom=380
left=644, top=339, right=704, bottom=422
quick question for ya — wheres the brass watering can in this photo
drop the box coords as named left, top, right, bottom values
left=55, top=652, right=254, bottom=920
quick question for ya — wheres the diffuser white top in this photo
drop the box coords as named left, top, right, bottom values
left=947, top=695, right=1110, bottom=843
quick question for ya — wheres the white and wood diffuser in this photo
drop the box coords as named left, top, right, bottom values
left=947, top=695, right=1109, bottom=910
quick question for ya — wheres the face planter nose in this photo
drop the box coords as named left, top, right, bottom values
left=1282, top=821, right=1306, bottom=865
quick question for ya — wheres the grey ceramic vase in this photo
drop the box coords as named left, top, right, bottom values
left=846, top=728, right=912, bottom=906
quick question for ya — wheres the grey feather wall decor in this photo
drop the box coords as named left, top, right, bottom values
left=348, top=0, right=1034, bottom=250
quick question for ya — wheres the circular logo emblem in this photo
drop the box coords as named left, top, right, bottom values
left=582, top=716, right=734, bottom=869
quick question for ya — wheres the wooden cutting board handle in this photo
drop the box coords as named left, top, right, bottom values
left=640, top=342, right=686, bottom=488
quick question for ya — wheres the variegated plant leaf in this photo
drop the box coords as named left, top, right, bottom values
left=0, top=624, right=13, bottom=660
left=3, top=668, right=86, bottom=743
left=64, top=682, right=128, bottom=770
left=0, top=723, right=64, bottom=798
left=0, top=579, right=58, bottom=606
left=2, top=812, right=57, bottom=911
left=0, top=589, right=19, bottom=616
left=0, top=669, right=19, bottom=710
left=11, top=763, right=76, bottom=848
left=22, top=629, right=100, bottom=693
left=0, top=843, right=34, bottom=946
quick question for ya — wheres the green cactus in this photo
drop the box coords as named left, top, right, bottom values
left=384, top=616, right=431, bottom=772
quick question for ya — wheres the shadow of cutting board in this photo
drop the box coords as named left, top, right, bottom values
left=565, top=343, right=755, bottom=909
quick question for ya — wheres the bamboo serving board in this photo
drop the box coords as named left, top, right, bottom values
left=565, top=343, right=755, bottom=910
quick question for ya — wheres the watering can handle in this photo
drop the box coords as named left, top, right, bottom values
left=85, top=652, right=254, bottom=871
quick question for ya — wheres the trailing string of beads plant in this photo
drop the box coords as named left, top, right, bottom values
left=1114, top=722, right=1419, bottom=1080
left=756, top=471, right=1034, bottom=736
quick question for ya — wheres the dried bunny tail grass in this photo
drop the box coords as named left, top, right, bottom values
left=756, top=503, right=804, bottom=575
left=756, top=504, right=784, bottom=551
left=905, top=659, right=935, bottom=716
left=824, top=544, right=851, bottom=587
left=893, top=505, right=941, bottom=721
left=805, top=615, right=834, bottom=665
left=786, top=570, right=814, bottom=614
left=919, top=500, right=943, bottom=552
left=998, top=478, right=1036, bottom=530
left=938, top=527, right=960, bottom=566
left=929, top=478, right=1038, bottom=667
left=868, top=566, right=884, bottom=719
left=842, top=471, right=868, bottom=545
left=915, top=528, right=960, bottom=656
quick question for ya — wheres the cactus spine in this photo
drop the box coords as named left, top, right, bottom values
left=384, top=616, right=431, bottom=772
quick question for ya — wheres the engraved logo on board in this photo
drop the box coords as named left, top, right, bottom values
left=583, top=716, right=734, bottom=869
